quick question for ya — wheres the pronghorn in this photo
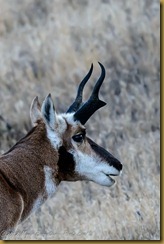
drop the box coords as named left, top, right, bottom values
left=0, top=63, right=122, bottom=238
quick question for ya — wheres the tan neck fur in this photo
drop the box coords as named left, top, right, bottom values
left=0, top=122, right=59, bottom=225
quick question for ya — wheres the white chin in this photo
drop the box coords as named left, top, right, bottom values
left=93, top=174, right=116, bottom=187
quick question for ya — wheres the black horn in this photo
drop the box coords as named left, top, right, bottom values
left=74, top=62, right=106, bottom=125
left=67, top=64, right=93, bottom=113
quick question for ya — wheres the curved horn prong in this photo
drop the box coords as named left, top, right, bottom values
left=67, top=64, right=93, bottom=113
left=74, top=62, right=106, bottom=125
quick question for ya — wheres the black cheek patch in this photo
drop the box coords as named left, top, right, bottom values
left=58, top=146, right=75, bottom=174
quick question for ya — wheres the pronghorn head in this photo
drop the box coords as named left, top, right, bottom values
left=30, top=63, right=122, bottom=187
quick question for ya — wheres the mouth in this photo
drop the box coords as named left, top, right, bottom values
left=104, top=173, right=119, bottom=184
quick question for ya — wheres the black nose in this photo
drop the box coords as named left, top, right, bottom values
left=111, top=158, right=122, bottom=171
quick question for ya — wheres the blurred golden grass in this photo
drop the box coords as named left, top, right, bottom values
left=0, top=0, right=160, bottom=240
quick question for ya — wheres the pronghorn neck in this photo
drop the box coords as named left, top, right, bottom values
left=0, top=121, right=60, bottom=222
left=4, top=121, right=59, bottom=163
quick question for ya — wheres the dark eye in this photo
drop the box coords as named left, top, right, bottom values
left=72, top=133, right=85, bottom=143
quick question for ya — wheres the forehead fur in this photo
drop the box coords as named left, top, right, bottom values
left=57, top=113, right=85, bottom=135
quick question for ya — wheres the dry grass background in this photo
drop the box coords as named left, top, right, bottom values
left=0, top=0, right=160, bottom=240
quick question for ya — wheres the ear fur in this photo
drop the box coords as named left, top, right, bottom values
left=30, top=96, right=42, bottom=126
left=41, top=93, right=56, bottom=130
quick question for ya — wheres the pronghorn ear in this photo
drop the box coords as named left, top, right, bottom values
left=30, top=96, right=42, bottom=126
left=41, top=93, right=57, bottom=130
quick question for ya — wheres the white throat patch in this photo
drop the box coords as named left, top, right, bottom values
left=44, top=166, right=57, bottom=198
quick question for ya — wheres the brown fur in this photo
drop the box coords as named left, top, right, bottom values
left=0, top=173, right=23, bottom=238
left=0, top=121, right=59, bottom=237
